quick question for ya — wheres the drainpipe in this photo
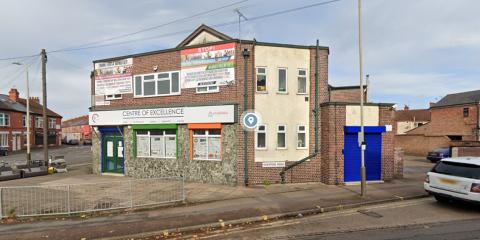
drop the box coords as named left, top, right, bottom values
left=477, top=102, right=480, bottom=141
left=280, top=40, right=320, bottom=183
left=242, top=48, right=250, bottom=186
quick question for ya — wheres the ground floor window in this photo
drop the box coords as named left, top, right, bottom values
left=277, top=125, right=287, bottom=149
left=35, top=132, right=57, bottom=145
left=297, top=125, right=307, bottom=149
left=0, top=133, right=8, bottom=147
left=256, top=125, right=267, bottom=149
left=192, top=129, right=221, bottom=160
left=136, top=129, right=177, bottom=159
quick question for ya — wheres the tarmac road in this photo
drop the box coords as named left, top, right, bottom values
left=198, top=198, right=480, bottom=240
left=0, top=145, right=92, bottom=166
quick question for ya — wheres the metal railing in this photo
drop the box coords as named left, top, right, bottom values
left=0, top=177, right=185, bottom=218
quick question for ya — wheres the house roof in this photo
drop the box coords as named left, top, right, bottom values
left=62, top=115, right=89, bottom=128
left=93, top=24, right=329, bottom=63
left=432, top=89, right=480, bottom=108
left=394, top=109, right=431, bottom=122
left=0, top=94, right=62, bottom=118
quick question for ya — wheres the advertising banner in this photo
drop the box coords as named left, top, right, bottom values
left=89, top=105, right=235, bottom=126
left=94, top=58, right=133, bottom=95
left=180, top=42, right=236, bottom=89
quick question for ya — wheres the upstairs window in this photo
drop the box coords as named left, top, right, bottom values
left=278, top=68, right=287, bottom=93
left=256, top=67, right=267, bottom=92
left=297, top=69, right=307, bottom=94
left=0, top=113, right=10, bottom=127
left=134, top=71, right=180, bottom=97
left=196, top=85, right=219, bottom=94
left=105, top=94, right=122, bottom=100
left=463, top=107, right=469, bottom=117
left=48, top=118, right=56, bottom=129
left=35, top=117, right=44, bottom=128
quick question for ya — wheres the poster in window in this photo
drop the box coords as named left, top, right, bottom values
left=107, top=141, right=114, bottom=157
left=151, top=137, right=164, bottom=157
left=165, top=136, right=176, bottom=158
left=208, top=137, right=221, bottom=160
left=137, top=136, right=150, bottom=157
left=193, top=137, right=207, bottom=159
left=180, top=43, right=235, bottom=89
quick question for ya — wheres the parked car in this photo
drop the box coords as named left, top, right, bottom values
left=424, top=157, right=480, bottom=204
left=83, top=139, right=92, bottom=145
left=0, top=147, right=8, bottom=156
left=67, top=139, right=79, bottom=145
left=426, top=147, right=450, bottom=163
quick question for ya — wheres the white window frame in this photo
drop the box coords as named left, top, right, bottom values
left=133, top=71, right=181, bottom=98
left=296, top=125, right=307, bottom=149
left=0, top=132, right=8, bottom=147
left=277, top=67, right=288, bottom=93
left=0, top=113, right=10, bottom=127
left=105, top=94, right=122, bottom=100
left=297, top=68, right=308, bottom=94
left=136, top=130, right=177, bottom=159
left=35, top=116, right=44, bottom=129
left=255, top=125, right=267, bottom=150
left=277, top=124, right=287, bottom=149
left=48, top=118, right=56, bottom=129
left=256, top=67, right=267, bottom=93
left=193, top=129, right=222, bottom=161
left=196, top=85, right=219, bottom=94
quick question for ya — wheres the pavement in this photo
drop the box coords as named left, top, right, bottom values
left=0, top=154, right=432, bottom=240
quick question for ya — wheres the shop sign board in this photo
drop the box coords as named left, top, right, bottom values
left=89, top=105, right=235, bottom=126
left=180, top=42, right=235, bottom=89
left=94, top=58, right=133, bottom=95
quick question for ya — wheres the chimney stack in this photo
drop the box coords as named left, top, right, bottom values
left=29, top=97, right=40, bottom=104
left=404, top=105, right=409, bottom=110
left=429, top=102, right=435, bottom=108
left=8, top=88, right=19, bottom=102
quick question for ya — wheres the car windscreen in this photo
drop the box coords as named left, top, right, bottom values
left=432, top=161, right=480, bottom=180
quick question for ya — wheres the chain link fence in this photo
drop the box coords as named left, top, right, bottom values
left=0, top=177, right=184, bottom=218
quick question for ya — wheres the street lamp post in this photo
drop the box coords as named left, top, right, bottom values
left=12, top=62, right=32, bottom=165
left=357, top=0, right=367, bottom=196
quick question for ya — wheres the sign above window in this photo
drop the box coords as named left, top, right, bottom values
left=94, top=58, right=133, bottom=96
left=180, top=43, right=236, bottom=89
left=89, top=105, right=235, bottom=126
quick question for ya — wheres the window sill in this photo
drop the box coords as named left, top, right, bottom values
left=133, top=93, right=181, bottom=99
left=195, top=91, right=220, bottom=95
left=193, top=158, right=222, bottom=162
left=296, top=92, right=308, bottom=95
left=255, top=148, right=268, bottom=151
left=276, top=92, right=288, bottom=95
left=137, top=156, right=177, bottom=160
left=255, top=91, right=268, bottom=94
left=296, top=147, right=308, bottom=150
left=276, top=147, right=288, bottom=150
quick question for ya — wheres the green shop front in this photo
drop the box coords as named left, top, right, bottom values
left=89, top=105, right=237, bottom=182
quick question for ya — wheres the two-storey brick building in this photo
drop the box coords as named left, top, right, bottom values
left=0, top=88, right=62, bottom=153
left=89, top=25, right=397, bottom=185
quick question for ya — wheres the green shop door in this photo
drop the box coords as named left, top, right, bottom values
left=102, top=136, right=124, bottom=173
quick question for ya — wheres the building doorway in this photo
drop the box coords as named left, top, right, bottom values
left=102, top=135, right=124, bottom=174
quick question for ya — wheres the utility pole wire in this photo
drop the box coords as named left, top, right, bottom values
left=49, top=0, right=343, bottom=53
left=49, top=0, right=249, bottom=53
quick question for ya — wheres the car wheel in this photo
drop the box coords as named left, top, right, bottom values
left=434, top=195, right=450, bottom=203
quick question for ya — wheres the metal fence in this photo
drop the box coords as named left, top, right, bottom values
left=0, top=177, right=185, bottom=218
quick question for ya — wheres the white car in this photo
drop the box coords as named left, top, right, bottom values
left=424, top=157, right=480, bottom=204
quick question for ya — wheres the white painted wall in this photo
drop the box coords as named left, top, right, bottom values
left=254, top=45, right=310, bottom=162
left=346, top=105, right=379, bottom=126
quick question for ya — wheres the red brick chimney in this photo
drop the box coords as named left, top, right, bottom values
left=8, top=88, right=19, bottom=102
left=29, top=97, right=40, bottom=104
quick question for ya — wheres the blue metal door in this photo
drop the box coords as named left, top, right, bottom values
left=344, top=126, right=385, bottom=182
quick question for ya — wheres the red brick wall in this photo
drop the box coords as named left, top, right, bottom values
left=379, top=106, right=395, bottom=181
left=395, top=134, right=450, bottom=156
left=456, top=147, right=480, bottom=157
left=330, top=88, right=364, bottom=103
left=422, top=104, right=478, bottom=139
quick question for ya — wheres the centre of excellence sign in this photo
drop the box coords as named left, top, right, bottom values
left=89, top=105, right=235, bottom=126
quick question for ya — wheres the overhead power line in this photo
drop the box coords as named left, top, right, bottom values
left=49, top=0, right=249, bottom=53
left=1, top=0, right=342, bottom=58
left=49, top=0, right=343, bottom=53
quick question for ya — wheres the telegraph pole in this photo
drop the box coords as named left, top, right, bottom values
left=41, top=49, right=49, bottom=164
left=358, top=0, right=367, bottom=197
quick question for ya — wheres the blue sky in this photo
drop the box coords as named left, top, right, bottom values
left=0, top=0, right=478, bottom=118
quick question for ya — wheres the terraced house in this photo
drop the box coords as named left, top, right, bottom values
left=89, top=25, right=399, bottom=186
left=0, top=88, right=62, bottom=154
